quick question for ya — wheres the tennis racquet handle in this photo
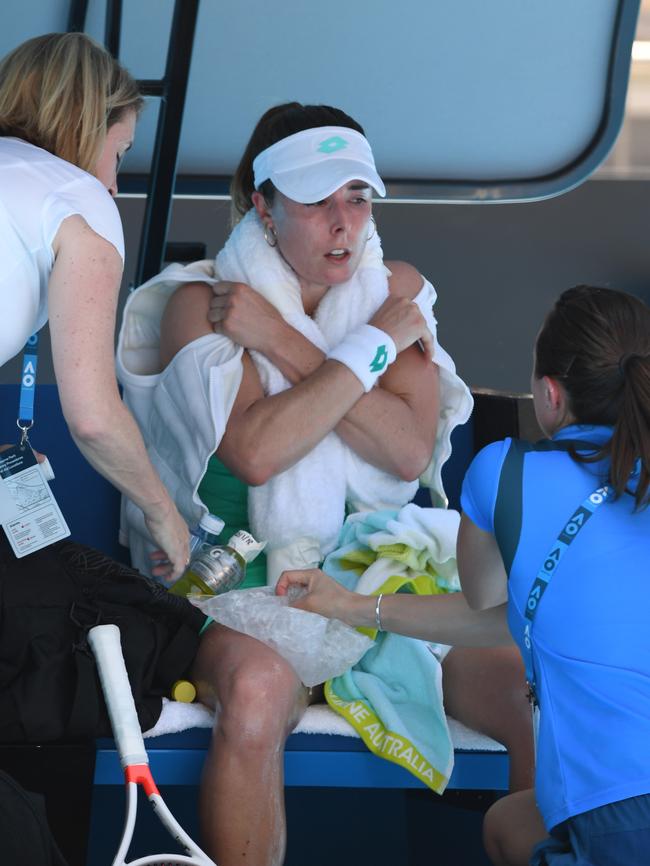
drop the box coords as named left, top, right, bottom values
left=88, top=624, right=149, bottom=769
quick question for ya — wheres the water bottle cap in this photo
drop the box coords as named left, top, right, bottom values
left=171, top=679, right=197, bottom=703
left=199, top=513, right=225, bottom=535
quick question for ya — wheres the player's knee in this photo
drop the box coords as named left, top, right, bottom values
left=218, top=658, right=302, bottom=748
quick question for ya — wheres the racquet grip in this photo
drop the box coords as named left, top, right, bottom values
left=88, top=624, right=149, bottom=769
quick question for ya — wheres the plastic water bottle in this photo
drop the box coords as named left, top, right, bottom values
left=170, top=529, right=265, bottom=597
left=189, top=512, right=225, bottom=556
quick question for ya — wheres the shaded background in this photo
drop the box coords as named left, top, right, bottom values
left=1, top=0, right=649, bottom=394
left=3, top=178, right=648, bottom=393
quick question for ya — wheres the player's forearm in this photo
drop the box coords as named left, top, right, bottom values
left=220, top=360, right=366, bottom=483
left=258, top=319, right=326, bottom=384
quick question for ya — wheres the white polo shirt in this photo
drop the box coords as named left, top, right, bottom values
left=0, top=137, right=124, bottom=366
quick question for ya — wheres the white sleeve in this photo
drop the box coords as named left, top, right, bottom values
left=416, top=277, right=474, bottom=507
left=41, top=174, right=125, bottom=261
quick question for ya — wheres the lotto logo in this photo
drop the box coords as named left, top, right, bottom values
left=369, top=345, right=388, bottom=372
left=318, top=135, right=348, bottom=154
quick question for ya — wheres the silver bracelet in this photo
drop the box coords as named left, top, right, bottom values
left=374, top=593, right=384, bottom=632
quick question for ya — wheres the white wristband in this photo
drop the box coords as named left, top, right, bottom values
left=328, top=324, right=397, bottom=392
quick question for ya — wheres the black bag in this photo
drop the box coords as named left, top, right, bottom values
left=0, top=769, right=69, bottom=865
left=0, top=536, right=205, bottom=743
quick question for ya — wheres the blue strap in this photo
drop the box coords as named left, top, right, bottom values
left=494, top=438, right=605, bottom=577
left=522, top=483, right=612, bottom=705
left=17, top=332, right=39, bottom=441
left=494, top=439, right=530, bottom=576
left=492, top=436, right=612, bottom=707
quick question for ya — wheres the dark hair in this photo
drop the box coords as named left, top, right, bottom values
left=535, top=285, right=650, bottom=508
left=230, top=102, right=364, bottom=222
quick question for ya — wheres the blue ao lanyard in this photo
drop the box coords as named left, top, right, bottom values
left=17, top=332, right=39, bottom=446
left=522, top=482, right=612, bottom=707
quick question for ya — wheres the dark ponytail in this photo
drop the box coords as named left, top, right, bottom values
left=535, top=285, right=650, bottom=509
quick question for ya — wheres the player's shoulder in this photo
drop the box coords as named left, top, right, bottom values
left=385, top=260, right=423, bottom=300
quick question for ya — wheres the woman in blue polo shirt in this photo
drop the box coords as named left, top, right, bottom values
left=278, top=284, right=650, bottom=865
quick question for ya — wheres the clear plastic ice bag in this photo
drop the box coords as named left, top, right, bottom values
left=191, top=587, right=374, bottom=686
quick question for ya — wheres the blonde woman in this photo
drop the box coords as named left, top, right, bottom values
left=0, top=33, right=188, bottom=577
left=0, top=34, right=204, bottom=746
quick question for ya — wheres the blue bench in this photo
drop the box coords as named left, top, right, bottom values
left=95, top=729, right=508, bottom=790
left=0, top=383, right=514, bottom=796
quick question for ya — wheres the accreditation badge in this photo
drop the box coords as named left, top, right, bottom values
left=0, top=475, right=19, bottom=523
left=0, top=446, right=70, bottom=557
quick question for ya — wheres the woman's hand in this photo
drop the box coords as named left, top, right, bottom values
left=144, top=500, right=191, bottom=582
left=370, top=295, right=433, bottom=357
left=276, top=568, right=359, bottom=623
left=208, top=281, right=285, bottom=353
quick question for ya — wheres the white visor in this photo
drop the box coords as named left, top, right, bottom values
left=252, top=126, right=386, bottom=204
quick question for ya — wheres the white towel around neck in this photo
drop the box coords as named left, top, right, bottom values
left=216, top=211, right=415, bottom=574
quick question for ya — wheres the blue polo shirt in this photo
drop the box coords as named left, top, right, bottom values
left=461, top=425, right=650, bottom=831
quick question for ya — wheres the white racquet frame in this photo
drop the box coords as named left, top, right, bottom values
left=88, top=624, right=216, bottom=866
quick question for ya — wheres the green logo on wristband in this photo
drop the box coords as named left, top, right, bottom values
left=369, top=345, right=388, bottom=372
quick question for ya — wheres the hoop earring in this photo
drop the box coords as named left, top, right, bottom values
left=367, top=215, right=376, bottom=241
left=264, top=224, right=277, bottom=248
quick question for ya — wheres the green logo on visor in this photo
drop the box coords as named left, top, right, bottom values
left=318, top=135, right=348, bottom=154
left=369, top=345, right=388, bottom=372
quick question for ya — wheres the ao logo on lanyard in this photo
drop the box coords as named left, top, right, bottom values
left=522, top=485, right=612, bottom=694
left=0, top=332, right=70, bottom=555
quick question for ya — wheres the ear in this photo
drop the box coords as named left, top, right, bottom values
left=543, top=375, right=562, bottom=410
left=251, top=191, right=272, bottom=225
left=544, top=375, right=575, bottom=426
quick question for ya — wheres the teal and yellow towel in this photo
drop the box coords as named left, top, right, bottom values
left=324, top=503, right=461, bottom=793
